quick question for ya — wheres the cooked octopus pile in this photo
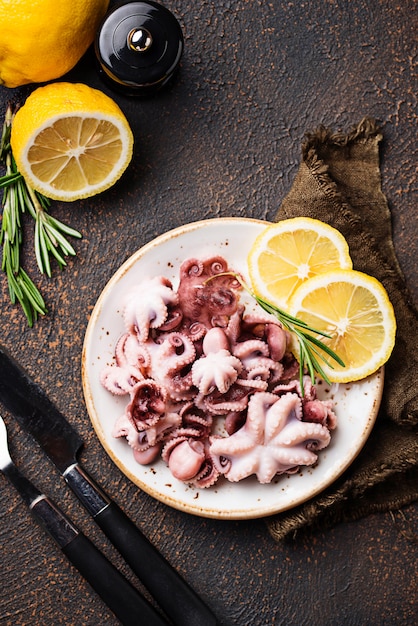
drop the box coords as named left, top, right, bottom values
left=100, top=256, right=337, bottom=488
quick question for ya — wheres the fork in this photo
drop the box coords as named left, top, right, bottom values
left=0, top=414, right=168, bottom=626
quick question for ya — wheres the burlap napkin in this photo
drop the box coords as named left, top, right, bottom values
left=267, top=118, right=418, bottom=541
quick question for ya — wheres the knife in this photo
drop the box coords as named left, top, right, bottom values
left=0, top=415, right=168, bottom=626
left=0, top=345, right=219, bottom=626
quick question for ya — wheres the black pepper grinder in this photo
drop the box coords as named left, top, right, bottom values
left=95, top=0, right=184, bottom=96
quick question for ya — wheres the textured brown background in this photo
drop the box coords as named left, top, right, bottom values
left=1, top=1, right=417, bottom=624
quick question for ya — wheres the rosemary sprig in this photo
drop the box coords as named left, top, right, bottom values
left=0, top=104, right=82, bottom=325
left=251, top=289, right=345, bottom=389
left=23, top=179, right=81, bottom=277
left=212, top=272, right=345, bottom=389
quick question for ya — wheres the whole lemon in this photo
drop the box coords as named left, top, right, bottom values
left=0, top=0, right=109, bottom=88
left=11, top=82, right=134, bottom=201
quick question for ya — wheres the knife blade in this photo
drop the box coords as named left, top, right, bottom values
left=0, top=345, right=219, bottom=626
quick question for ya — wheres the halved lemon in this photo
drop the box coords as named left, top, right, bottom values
left=11, top=82, right=134, bottom=201
left=248, top=217, right=352, bottom=308
left=288, top=269, right=396, bottom=383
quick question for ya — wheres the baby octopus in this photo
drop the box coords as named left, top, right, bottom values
left=210, top=391, right=331, bottom=483
left=101, top=255, right=337, bottom=487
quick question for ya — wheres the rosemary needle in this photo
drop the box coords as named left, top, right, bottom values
left=0, top=103, right=82, bottom=325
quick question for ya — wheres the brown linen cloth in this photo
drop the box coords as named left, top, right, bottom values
left=267, top=118, right=418, bottom=541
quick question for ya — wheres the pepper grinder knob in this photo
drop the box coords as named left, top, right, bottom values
left=127, top=27, right=153, bottom=52
left=95, top=0, right=184, bottom=96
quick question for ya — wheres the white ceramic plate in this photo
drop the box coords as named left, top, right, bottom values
left=82, top=218, right=383, bottom=520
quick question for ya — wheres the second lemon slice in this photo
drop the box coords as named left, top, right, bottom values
left=288, top=269, right=396, bottom=383
left=248, top=217, right=352, bottom=308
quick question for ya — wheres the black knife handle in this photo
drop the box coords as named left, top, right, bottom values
left=64, top=463, right=219, bottom=626
left=62, top=533, right=168, bottom=626
left=29, top=497, right=168, bottom=626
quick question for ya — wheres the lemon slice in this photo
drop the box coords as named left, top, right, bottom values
left=248, top=217, right=352, bottom=308
left=11, top=82, right=133, bottom=201
left=288, top=269, right=396, bottom=383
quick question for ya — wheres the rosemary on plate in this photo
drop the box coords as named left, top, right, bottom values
left=0, top=104, right=82, bottom=326
left=210, top=272, right=345, bottom=389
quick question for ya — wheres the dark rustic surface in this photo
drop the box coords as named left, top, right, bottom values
left=1, top=1, right=417, bottom=625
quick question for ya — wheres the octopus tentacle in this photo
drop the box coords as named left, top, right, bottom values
left=157, top=332, right=196, bottom=375
left=268, top=447, right=318, bottom=471
left=181, top=411, right=213, bottom=435
left=241, top=311, right=279, bottom=327
left=233, top=338, right=270, bottom=360
left=263, top=392, right=303, bottom=441
left=180, top=321, right=207, bottom=343
left=192, top=461, right=220, bottom=488
left=224, top=306, right=246, bottom=344
left=236, top=376, right=269, bottom=391
left=232, top=339, right=284, bottom=385
left=179, top=258, right=205, bottom=280
left=202, top=394, right=250, bottom=415
left=100, top=364, right=144, bottom=395
left=158, top=307, right=183, bottom=331
left=275, top=421, right=331, bottom=448
left=116, top=333, right=151, bottom=374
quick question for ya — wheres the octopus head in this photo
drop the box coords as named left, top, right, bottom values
left=166, top=438, right=206, bottom=481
